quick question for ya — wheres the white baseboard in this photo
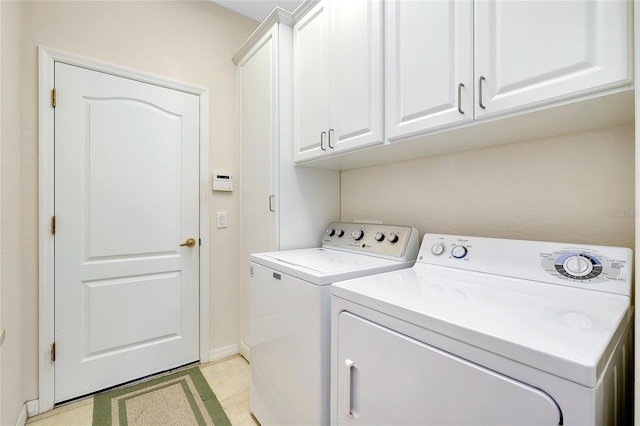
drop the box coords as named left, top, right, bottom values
left=208, top=344, right=239, bottom=362
left=26, top=400, right=39, bottom=417
left=15, top=404, right=27, bottom=426
left=15, top=399, right=39, bottom=426
left=238, top=341, right=250, bottom=362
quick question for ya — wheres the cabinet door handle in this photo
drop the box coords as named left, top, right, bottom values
left=328, top=128, right=335, bottom=149
left=269, top=195, right=275, bottom=212
left=320, top=131, right=327, bottom=151
left=344, top=359, right=355, bottom=419
left=478, top=76, right=487, bottom=109
left=457, top=83, right=465, bottom=114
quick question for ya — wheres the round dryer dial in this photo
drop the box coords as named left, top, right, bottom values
left=541, top=250, right=616, bottom=283
left=554, top=253, right=602, bottom=280
left=451, top=245, right=468, bottom=259
left=431, top=243, right=446, bottom=255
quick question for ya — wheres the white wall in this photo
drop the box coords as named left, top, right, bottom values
left=2, top=1, right=258, bottom=420
left=342, top=124, right=634, bottom=250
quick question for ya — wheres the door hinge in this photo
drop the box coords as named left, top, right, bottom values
left=51, top=342, right=56, bottom=362
left=51, top=88, right=57, bottom=108
left=51, top=215, right=56, bottom=235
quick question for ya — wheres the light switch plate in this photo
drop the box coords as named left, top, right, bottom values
left=217, top=211, right=228, bottom=228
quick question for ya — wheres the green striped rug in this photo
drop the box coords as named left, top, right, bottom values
left=92, top=367, right=231, bottom=426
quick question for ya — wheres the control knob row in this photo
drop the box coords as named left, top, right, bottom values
left=326, top=228, right=345, bottom=237
left=350, top=230, right=400, bottom=243
left=431, top=243, right=468, bottom=259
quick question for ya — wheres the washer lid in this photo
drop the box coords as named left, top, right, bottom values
left=251, top=248, right=414, bottom=285
left=331, top=264, right=631, bottom=387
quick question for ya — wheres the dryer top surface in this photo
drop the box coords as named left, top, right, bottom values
left=332, top=263, right=631, bottom=387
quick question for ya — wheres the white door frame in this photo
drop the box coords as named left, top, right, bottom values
left=37, top=46, right=210, bottom=413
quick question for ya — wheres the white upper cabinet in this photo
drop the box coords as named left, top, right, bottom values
left=294, top=0, right=384, bottom=163
left=474, top=0, right=632, bottom=118
left=386, top=0, right=632, bottom=142
left=293, top=2, right=330, bottom=161
left=386, top=0, right=473, bottom=140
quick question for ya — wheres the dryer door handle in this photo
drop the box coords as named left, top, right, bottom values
left=344, top=359, right=356, bottom=419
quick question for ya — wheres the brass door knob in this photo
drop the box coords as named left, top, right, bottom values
left=180, top=238, right=197, bottom=248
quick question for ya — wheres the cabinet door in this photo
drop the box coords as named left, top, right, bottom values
left=335, top=312, right=562, bottom=425
left=238, top=28, right=279, bottom=357
left=386, top=0, right=473, bottom=140
left=330, top=0, right=383, bottom=152
left=474, top=0, right=631, bottom=118
left=293, top=1, right=330, bottom=162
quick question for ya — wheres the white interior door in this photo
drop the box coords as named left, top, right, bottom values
left=54, top=62, right=200, bottom=402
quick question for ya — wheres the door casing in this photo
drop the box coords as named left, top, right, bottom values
left=38, top=46, right=210, bottom=413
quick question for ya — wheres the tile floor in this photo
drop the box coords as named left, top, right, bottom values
left=26, top=355, right=258, bottom=426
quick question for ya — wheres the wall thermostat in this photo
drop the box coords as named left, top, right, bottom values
left=213, top=174, right=233, bottom=192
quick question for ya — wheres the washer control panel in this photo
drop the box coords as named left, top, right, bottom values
left=322, top=222, right=419, bottom=261
left=419, top=233, right=632, bottom=296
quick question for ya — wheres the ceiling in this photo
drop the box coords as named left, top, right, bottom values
left=212, top=0, right=304, bottom=22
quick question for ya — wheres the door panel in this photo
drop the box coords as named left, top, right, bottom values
left=85, top=273, right=180, bottom=354
left=336, top=312, right=562, bottom=425
left=330, top=0, right=383, bottom=151
left=293, top=2, right=330, bottom=160
left=385, top=0, right=473, bottom=139
left=86, top=98, right=180, bottom=257
left=474, top=0, right=631, bottom=117
left=54, top=62, right=200, bottom=402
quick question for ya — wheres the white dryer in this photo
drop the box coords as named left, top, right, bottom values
left=250, top=222, right=419, bottom=426
left=331, top=234, right=633, bottom=426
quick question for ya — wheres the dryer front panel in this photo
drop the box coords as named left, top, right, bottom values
left=336, top=312, right=562, bottom=425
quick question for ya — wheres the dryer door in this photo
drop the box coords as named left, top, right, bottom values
left=336, top=312, right=562, bottom=425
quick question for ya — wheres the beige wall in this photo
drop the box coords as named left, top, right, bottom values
left=2, top=1, right=257, bottom=420
left=1, top=1, right=26, bottom=424
left=342, top=124, right=635, bottom=250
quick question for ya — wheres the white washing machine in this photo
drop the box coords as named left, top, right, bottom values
left=331, top=234, right=633, bottom=426
left=250, top=222, right=419, bottom=426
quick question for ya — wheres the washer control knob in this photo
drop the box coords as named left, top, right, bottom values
left=336, top=230, right=345, bottom=237
left=351, top=230, right=364, bottom=241
left=326, top=228, right=336, bottom=237
left=388, top=233, right=399, bottom=243
left=563, top=255, right=592, bottom=277
left=431, top=243, right=445, bottom=255
left=374, top=232, right=385, bottom=242
left=451, top=245, right=468, bottom=259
